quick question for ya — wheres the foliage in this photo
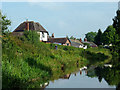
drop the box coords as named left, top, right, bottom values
left=23, top=30, right=40, bottom=44
left=113, top=10, right=120, bottom=35
left=94, top=29, right=102, bottom=46
left=2, top=32, right=112, bottom=88
left=101, top=25, right=117, bottom=45
left=85, top=32, right=97, bottom=42
left=112, top=10, right=120, bottom=55
left=94, top=58, right=120, bottom=87
left=0, top=11, right=11, bottom=34
left=70, top=36, right=75, bottom=40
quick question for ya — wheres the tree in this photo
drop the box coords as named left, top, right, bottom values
left=101, top=25, right=117, bottom=45
left=70, top=36, right=75, bottom=40
left=94, top=29, right=102, bottom=46
left=113, top=10, right=120, bottom=35
left=112, top=10, right=120, bottom=55
left=66, top=35, right=69, bottom=39
left=0, top=11, right=11, bottom=34
left=85, top=32, right=97, bottom=42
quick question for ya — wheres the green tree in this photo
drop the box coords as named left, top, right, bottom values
left=94, top=29, right=102, bottom=46
left=113, top=10, right=120, bottom=35
left=0, top=11, right=11, bottom=34
left=85, top=32, right=97, bottom=42
left=102, top=25, right=117, bottom=45
left=112, top=10, right=120, bottom=55
left=66, top=35, right=69, bottom=39
left=70, top=36, right=75, bottom=40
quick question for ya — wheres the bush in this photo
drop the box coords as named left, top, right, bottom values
left=98, top=45, right=103, bottom=48
left=24, top=30, right=40, bottom=44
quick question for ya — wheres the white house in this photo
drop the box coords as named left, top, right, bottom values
left=12, top=20, right=49, bottom=42
left=37, top=31, right=48, bottom=42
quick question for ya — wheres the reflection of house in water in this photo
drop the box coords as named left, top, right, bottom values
left=40, top=82, right=49, bottom=89
left=60, top=74, right=71, bottom=79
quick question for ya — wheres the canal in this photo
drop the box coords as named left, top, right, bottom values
left=40, top=60, right=120, bottom=89
left=46, top=70, right=115, bottom=88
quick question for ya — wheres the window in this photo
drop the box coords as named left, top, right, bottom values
left=42, top=32, right=45, bottom=38
left=67, top=43, right=69, bottom=46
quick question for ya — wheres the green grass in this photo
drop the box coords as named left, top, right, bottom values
left=2, top=32, right=113, bottom=88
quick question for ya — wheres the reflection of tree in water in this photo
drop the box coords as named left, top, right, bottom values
left=87, top=59, right=120, bottom=89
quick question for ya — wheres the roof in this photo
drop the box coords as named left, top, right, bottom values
left=48, top=38, right=71, bottom=44
left=71, top=42, right=83, bottom=48
left=13, top=21, right=48, bottom=33
left=70, top=39, right=84, bottom=45
left=11, top=32, right=24, bottom=36
left=83, top=41, right=97, bottom=47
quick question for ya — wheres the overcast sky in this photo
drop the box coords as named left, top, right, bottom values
left=2, top=2, right=118, bottom=39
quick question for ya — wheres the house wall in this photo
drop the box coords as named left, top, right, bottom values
left=63, top=40, right=71, bottom=46
left=38, top=32, right=48, bottom=41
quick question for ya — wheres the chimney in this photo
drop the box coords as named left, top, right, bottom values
left=80, top=38, right=82, bottom=42
left=26, top=19, right=29, bottom=31
left=74, top=38, right=76, bottom=41
left=52, top=33, right=54, bottom=38
left=84, top=38, right=87, bottom=42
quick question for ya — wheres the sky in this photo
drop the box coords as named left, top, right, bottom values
left=1, top=2, right=118, bottom=39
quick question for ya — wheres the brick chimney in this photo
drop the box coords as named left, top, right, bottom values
left=84, top=38, right=87, bottom=42
left=26, top=19, right=29, bottom=31
left=52, top=33, right=54, bottom=38
left=80, top=38, right=82, bottom=42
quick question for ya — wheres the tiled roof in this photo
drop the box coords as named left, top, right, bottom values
left=83, top=41, right=97, bottom=47
left=70, top=39, right=84, bottom=45
left=48, top=38, right=71, bottom=44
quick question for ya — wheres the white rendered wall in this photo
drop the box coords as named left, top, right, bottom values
left=42, top=32, right=48, bottom=41
left=39, top=32, right=48, bottom=41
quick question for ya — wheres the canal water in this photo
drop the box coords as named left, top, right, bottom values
left=45, top=70, right=116, bottom=88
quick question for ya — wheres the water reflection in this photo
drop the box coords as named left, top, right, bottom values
left=45, top=65, right=116, bottom=88
left=60, top=74, right=71, bottom=79
left=87, top=63, right=120, bottom=89
left=42, top=59, right=120, bottom=89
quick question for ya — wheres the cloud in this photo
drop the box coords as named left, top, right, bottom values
left=1, top=0, right=120, bottom=2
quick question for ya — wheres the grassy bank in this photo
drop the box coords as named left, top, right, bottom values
left=2, top=32, right=112, bottom=88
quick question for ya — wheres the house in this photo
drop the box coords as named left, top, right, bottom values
left=82, top=38, right=97, bottom=48
left=12, top=20, right=49, bottom=42
left=48, top=36, right=71, bottom=46
left=70, top=38, right=84, bottom=48
left=70, top=38, right=87, bottom=49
